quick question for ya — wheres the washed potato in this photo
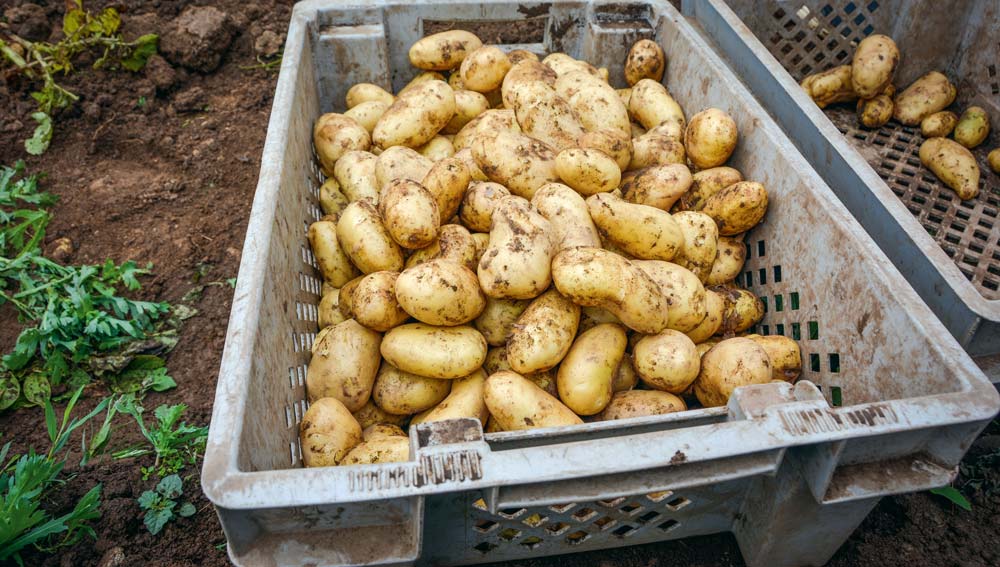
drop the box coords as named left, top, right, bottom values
left=557, top=324, right=627, bottom=415
left=850, top=34, right=899, bottom=98
left=628, top=79, right=685, bottom=137
left=628, top=133, right=686, bottom=170
left=612, top=354, right=639, bottom=392
left=352, top=399, right=410, bottom=430
left=396, top=259, right=485, bottom=325
left=472, top=130, right=559, bottom=199
left=685, top=289, right=724, bottom=343
left=509, top=81, right=586, bottom=151
left=635, top=260, right=707, bottom=332
left=694, top=337, right=772, bottom=407
left=300, top=397, right=362, bottom=467
left=622, top=164, right=692, bottom=211
left=351, top=271, right=410, bottom=332
left=702, top=181, right=768, bottom=235
left=633, top=330, right=700, bottom=393
left=308, top=218, right=360, bottom=286
left=679, top=166, right=742, bottom=211
left=404, top=224, right=478, bottom=271
left=800, top=65, right=856, bottom=109
left=856, top=95, right=893, bottom=128
left=474, top=297, right=531, bottom=346
left=673, top=211, right=719, bottom=281
left=409, top=30, right=483, bottom=71
left=919, top=137, right=980, bottom=200
left=375, top=146, right=434, bottom=192
left=552, top=247, right=671, bottom=334
left=444, top=90, right=491, bottom=134
left=484, top=371, right=583, bottom=430
left=531, top=182, right=602, bottom=250
left=587, top=192, right=684, bottom=261
left=685, top=108, right=738, bottom=169
left=337, top=276, right=363, bottom=319
left=345, top=100, right=390, bottom=134
left=482, top=346, right=558, bottom=397
left=421, top=157, right=471, bottom=221
left=990, top=149, right=1000, bottom=173
left=478, top=196, right=554, bottom=299
left=460, top=46, right=512, bottom=93
left=381, top=323, right=487, bottom=379
left=307, top=319, right=382, bottom=411
left=379, top=179, right=440, bottom=249
left=705, top=236, right=745, bottom=285
left=410, top=369, right=489, bottom=425
left=460, top=181, right=511, bottom=232
left=953, top=106, right=990, bottom=149
left=453, top=108, right=519, bottom=151
left=920, top=111, right=959, bottom=138
left=715, top=286, right=764, bottom=334
left=341, top=434, right=410, bottom=465
left=319, top=178, right=350, bottom=218
left=314, top=114, right=371, bottom=176
left=747, top=334, right=802, bottom=383
left=416, top=135, right=455, bottom=160
left=555, top=148, right=621, bottom=195
left=507, top=289, right=580, bottom=373
left=373, top=80, right=456, bottom=148
left=893, top=71, right=956, bottom=126
left=318, top=288, right=347, bottom=329
left=625, top=39, right=666, bottom=86
left=373, top=362, right=452, bottom=414
left=337, top=200, right=405, bottom=273
left=579, top=129, right=632, bottom=171
left=334, top=151, right=380, bottom=204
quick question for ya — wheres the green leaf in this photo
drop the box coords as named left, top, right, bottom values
left=143, top=508, right=172, bottom=535
left=177, top=502, right=196, bottom=518
left=0, top=377, right=19, bottom=410
left=23, top=372, right=51, bottom=406
left=929, top=486, right=972, bottom=511
left=121, top=34, right=158, bottom=72
left=156, top=474, right=182, bottom=499
left=63, top=9, right=88, bottom=36
left=147, top=370, right=176, bottom=392
left=137, top=490, right=159, bottom=510
left=25, top=113, right=53, bottom=156
left=97, top=8, right=122, bottom=36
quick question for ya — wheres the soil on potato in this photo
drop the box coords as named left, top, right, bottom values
left=0, top=2, right=997, bottom=567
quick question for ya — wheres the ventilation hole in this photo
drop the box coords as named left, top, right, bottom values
left=836, top=48, right=849, bottom=58
left=853, top=13, right=865, bottom=25
left=803, top=40, right=816, bottom=53
left=761, top=296, right=769, bottom=313
left=774, top=265, right=783, bottom=283
left=801, top=64, right=813, bottom=75
left=783, top=19, right=797, bottom=31
left=808, top=320, right=819, bottom=340
left=832, top=386, right=843, bottom=407
left=571, top=508, right=597, bottom=522
left=793, top=30, right=807, bottom=42
left=638, top=511, right=661, bottom=524
left=781, top=42, right=794, bottom=55
left=619, top=503, right=643, bottom=516
left=292, top=401, right=302, bottom=424
left=289, top=442, right=297, bottom=464
left=658, top=519, right=680, bottom=532
left=499, top=528, right=521, bottom=541
left=758, top=240, right=766, bottom=257
left=789, top=291, right=800, bottom=310
left=745, top=270, right=754, bottom=287
left=862, top=23, right=874, bottom=35
left=597, top=497, right=627, bottom=508
left=759, top=268, right=768, bottom=285
left=810, top=353, right=821, bottom=372
left=549, top=503, right=575, bottom=513
left=472, top=498, right=488, bottom=511
left=646, top=491, right=673, bottom=502
left=666, top=497, right=691, bottom=511
left=613, top=525, right=637, bottom=538
left=289, top=367, right=297, bottom=389
left=867, top=0, right=879, bottom=10
left=845, top=1, right=857, bottom=12
left=520, top=536, right=543, bottom=549
left=762, top=324, right=770, bottom=335
left=796, top=5, right=810, bottom=18
left=285, top=405, right=292, bottom=428
left=593, top=516, right=617, bottom=531
left=829, top=353, right=841, bottom=373
left=522, top=513, right=548, bottom=527
left=775, top=323, right=785, bottom=335
left=498, top=508, right=526, bottom=519
left=474, top=542, right=498, bottom=554
left=791, top=53, right=803, bottom=66
left=830, top=15, right=842, bottom=26
left=475, top=520, right=499, bottom=533
left=546, top=522, right=570, bottom=535
left=775, top=294, right=784, bottom=312
left=566, top=531, right=590, bottom=545
left=773, top=8, right=787, bottom=19
left=821, top=4, right=833, bottom=16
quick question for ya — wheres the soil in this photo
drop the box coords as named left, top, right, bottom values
left=0, top=2, right=997, bottom=567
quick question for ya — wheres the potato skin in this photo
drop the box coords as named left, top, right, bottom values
left=375, top=146, right=434, bottom=193
left=318, top=288, right=348, bottom=329
left=381, top=323, right=487, bottom=379
left=373, top=80, right=456, bottom=149
left=705, top=236, right=746, bottom=285
left=702, top=181, right=768, bottom=235
left=474, top=297, right=531, bottom=346
left=502, top=60, right=558, bottom=109
left=555, top=148, right=621, bottom=196
left=850, top=34, right=899, bottom=98
left=410, top=369, right=489, bottom=426
left=612, top=354, right=639, bottom=392
left=337, top=276, right=364, bottom=319
left=404, top=224, right=478, bottom=271
left=679, top=166, right=743, bottom=211
left=372, top=361, right=452, bottom=414
left=625, top=39, right=666, bottom=86
left=472, top=130, right=560, bottom=199
left=345, top=100, right=390, bottom=134
left=634, top=260, right=707, bottom=333
left=588, top=192, right=684, bottom=261
left=306, top=319, right=383, bottom=411
left=990, top=149, right=1000, bottom=173
left=453, top=109, right=519, bottom=152
left=673, top=211, right=719, bottom=282
left=919, top=137, right=980, bottom=200
left=510, top=81, right=586, bottom=151
left=579, top=129, right=633, bottom=171
left=459, top=181, right=511, bottom=233
left=628, top=79, right=685, bottom=137
left=633, top=330, right=700, bottom=393
left=684, top=108, right=738, bottom=169
left=483, top=346, right=558, bottom=396
left=478, top=196, right=554, bottom=299
left=308, top=219, right=361, bottom=287
left=300, top=398, right=363, bottom=467
left=893, top=71, right=956, bottom=126
left=953, top=106, right=990, bottom=149
left=314, top=114, right=372, bottom=176
left=557, top=324, right=627, bottom=415
left=409, top=30, right=483, bottom=71
left=920, top=111, right=958, bottom=138
left=352, top=271, right=410, bottom=332
left=337, top=200, right=405, bottom=273
left=856, top=95, right=893, bottom=129
left=484, top=371, right=583, bottom=431
left=622, top=164, right=693, bottom=212
left=747, top=334, right=802, bottom=383
left=694, top=338, right=772, bottom=407
left=628, top=133, right=686, bottom=171
left=531, top=182, right=602, bottom=251
left=417, top=135, right=455, bottom=161
left=352, top=399, right=410, bottom=429
left=378, top=179, right=441, bottom=249
left=421, top=157, right=471, bottom=222
left=507, top=289, right=581, bottom=374
left=395, top=259, right=485, bottom=326
left=714, top=286, right=764, bottom=334
left=685, top=289, right=725, bottom=343
left=342, top=435, right=410, bottom=465
left=319, top=179, right=351, bottom=218
left=598, top=390, right=686, bottom=421
left=334, top=151, right=380, bottom=204
left=460, top=46, right=512, bottom=93
left=801, top=65, right=856, bottom=109
left=346, top=83, right=394, bottom=109
left=444, top=90, right=491, bottom=134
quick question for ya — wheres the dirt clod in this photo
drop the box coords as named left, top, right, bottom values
left=145, top=55, right=179, bottom=93
left=160, top=6, right=236, bottom=73
left=254, top=29, right=284, bottom=58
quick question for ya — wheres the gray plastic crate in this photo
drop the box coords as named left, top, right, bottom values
left=686, top=0, right=1000, bottom=379
left=200, top=1, right=1000, bottom=566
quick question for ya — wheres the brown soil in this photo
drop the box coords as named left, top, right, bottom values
left=1, top=2, right=997, bottom=567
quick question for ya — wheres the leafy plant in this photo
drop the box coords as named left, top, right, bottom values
left=114, top=402, right=208, bottom=480
left=0, top=1, right=158, bottom=154
left=929, top=486, right=972, bottom=511
left=137, top=474, right=195, bottom=535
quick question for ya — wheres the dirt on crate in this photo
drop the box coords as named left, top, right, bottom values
left=0, top=2, right=998, bottom=567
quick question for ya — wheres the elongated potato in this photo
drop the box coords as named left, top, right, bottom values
left=714, top=286, right=764, bottom=334
left=633, top=330, right=699, bottom=393
left=919, top=137, right=980, bottom=200
left=555, top=148, right=621, bottom=195
left=396, top=259, right=485, bottom=325
left=587, top=192, right=684, bottom=261
left=352, top=399, right=410, bottom=429
left=373, top=80, right=455, bottom=149
left=625, top=39, right=666, bottom=86
left=410, top=369, right=489, bottom=425
left=381, top=323, right=487, bottom=379
left=318, top=288, right=348, bottom=329
left=337, top=276, right=363, bottom=319
left=673, top=211, right=719, bottom=281
left=341, top=435, right=410, bottom=465
left=694, top=338, right=772, bottom=407
left=851, top=35, right=899, bottom=98
left=747, top=334, right=802, bottom=383
left=622, top=164, right=692, bottom=211
left=472, top=130, right=559, bottom=199
left=404, top=224, right=478, bottom=270
left=460, top=46, right=512, bottom=93
left=373, top=361, right=452, bottom=414
left=598, top=390, right=686, bottom=421
left=300, top=397, right=362, bottom=467
left=953, top=106, right=990, bottom=149
left=314, top=114, right=371, bottom=176
left=352, top=271, right=410, bottom=332
left=482, top=346, right=558, bottom=397
left=552, top=247, right=671, bottom=334
left=507, top=289, right=580, bottom=374
left=459, top=181, right=510, bottom=232
left=557, top=324, right=626, bottom=415
left=379, top=179, right=440, bottom=249
left=319, top=179, right=350, bottom=218
left=421, top=157, right=471, bottom=221
left=416, top=135, right=455, bottom=161
left=612, top=353, right=639, bottom=392
left=509, top=81, right=585, bottom=151
left=453, top=108, right=519, bottom=151
left=347, top=83, right=394, bottom=109
left=702, top=181, right=768, bottom=235
left=409, top=30, right=483, bottom=71
left=685, top=108, right=738, bottom=169
left=475, top=297, right=531, bottom=346
left=628, top=79, right=686, bottom=138
left=628, top=133, right=686, bottom=171
left=685, top=289, right=724, bottom=343
left=893, top=71, right=956, bottom=126
left=579, top=129, right=632, bottom=171
left=307, top=319, right=383, bottom=411
left=444, top=90, right=491, bottom=134
left=856, top=95, right=893, bottom=128
left=635, top=260, right=707, bottom=333
left=678, top=166, right=742, bottom=211
left=345, top=100, right=390, bottom=134
left=375, top=146, right=434, bottom=192
left=705, top=236, right=745, bottom=285
left=478, top=196, right=554, bottom=299
left=920, top=111, right=958, bottom=138
left=801, top=65, right=856, bottom=109
left=334, top=151, right=380, bottom=204
left=337, top=200, right=405, bottom=273
left=484, top=371, right=583, bottom=431
left=308, top=218, right=360, bottom=286
left=531, top=182, right=601, bottom=251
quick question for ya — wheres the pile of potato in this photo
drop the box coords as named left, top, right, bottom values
left=299, top=32, right=803, bottom=468
left=800, top=34, right=998, bottom=201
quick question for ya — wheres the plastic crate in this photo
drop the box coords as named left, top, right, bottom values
left=200, top=1, right=999, bottom=566
left=687, top=0, right=1000, bottom=379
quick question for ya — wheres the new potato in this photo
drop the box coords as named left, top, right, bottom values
left=351, top=271, right=410, bottom=332
left=893, top=71, right=956, bottom=126
left=404, top=224, right=478, bottom=271
left=624, top=39, right=666, bottom=86
left=705, top=236, right=746, bottom=285
left=672, top=211, right=719, bottom=282
left=472, top=130, right=560, bottom=199
left=598, top=390, right=686, bottom=421
left=587, top=192, right=684, bottom=261
left=920, top=111, right=958, bottom=138
left=507, top=289, right=581, bottom=373
left=410, top=369, right=490, bottom=425
left=337, top=200, right=405, bottom=273
left=300, top=398, right=362, bottom=467
left=701, top=181, right=768, bottom=235
left=747, top=334, right=802, bottom=383
left=685, top=108, right=738, bottom=169
left=314, top=113, right=371, bottom=176
left=421, top=157, right=471, bottom=222
left=306, top=319, right=382, bottom=411
left=352, top=399, right=410, bottom=429
left=373, top=80, right=456, bottom=149
left=531, top=182, right=602, bottom=250
left=679, top=166, right=743, bottom=211
left=460, top=46, right=512, bottom=93
left=578, top=129, right=632, bottom=171
left=395, top=259, right=486, bottom=326
left=319, top=179, right=350, bottom=218
left=346, top=83, right=394, bottom=109
left=474, top=297, right=531, bottom=346
left=459, top=181, right=511, bottom=232
left=622, top=163, right=692, bottom=211
left=801, top=65, right=856, bottom=109
left=685, top=289, right=725, bottom=343
left=694, top=338, right=772, bottom=407
left=334, top=151, right=380, bottom=204
left=633, top=330, right=700, bottom=393
left=628, top=79, right=685, bottom=138
left=484, top=371, right=583, bottom=431
left=308, top=218, right=360, bottom=287
left=555, top=148, right=621, bottom=195
left=557, top=324, right=627, bottom=415
left=850, top=34, right=899, bottom=98
left=381, top=323, right=487, bottom=379
left=634, top=260, right=707, bottom=332
left=953, top=106, right=990, bottom=149
left=372, top=362, right=452, bottom=414
left=919, top=137, right=980, bottom=200
left=409, top=30, right=483, bottom=71
left=478, top=196, right=555, bottom=299
left=628, top=133, right=686, bottom=170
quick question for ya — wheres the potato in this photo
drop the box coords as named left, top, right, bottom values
left=373, top=80, right=456, bottom=149
left=308, top=218, right=360, bottom=286
left=336, top=200, right=405, bottom=273
left=300, top=397, right=362, bottom=467
left=459, top=46, right=512, bottom=93
left=850, top=35, right=899, bottom=98
left=410, top=369, right=489, bottom=426
left=318, top=288, right=347, bottom=329
left=612, top=354, right=639, bottom=392
left=684, top=108, right=738, bottom=169
left=630, top=122, right=646, bottom=138
left=501, top=60, right=558, bottom=106
left=352, top=399, right=410, bottom=429
left=346, top=83, right=394, bottom=109
left=856, top=95, right=893, bottom=129
left=379, top=179, right=440, bottom=249
left=375, top=146, right=434, bottom=192
left=598, top=390, right=686, bottom=421
left=459, top=181, right=510, bottom=232
left=954, top=106, right=990, bottom=149
left=453, top=109, right=519, bottom=151
left=705, top=236, right=745, bottom=285
left=633, top=330, right=699, bottom=393
left=990, top=149, right=1000, bottom=173
left=483, top=346, right=558, bottom=397
left=579, top=129, right=633, bottom=171
left=307, top=319, right=382, bottom=411
left=508, top=49, right=538, bottom=64
left=628, top=133, right=686, bottom=170
left=557, top=324, right=626, bottom=415
left=448, top=71, right=465, bottom=90
left=471, top=232, right=490, bottom=263
left=337, top=276, right=363, bottom=319
left=484, top=371, right=583, bottom=430
left=625, top=39, right=666, bottom=86
left=542, top=53, right=601, bottom=78
left=622, top=163, right=692, bottom=211
left=484, top=416, right=504, bottom=433
left=685, top=289, right=725, bottom=343
left=409, top=30, right=483, bottom=71
left=678, top=166, right=743, bottom=211
left=322, top=281, right=337, bottom=296
left=587, top=192, right=684, bottom=261
left=416, top=135, right=455, bottom=160
left=350, top=271, right=410, bottom=332
left=345, top=100, right=390, bottom=134
left=555, top=148, right=621, bottom=196
left=319, top=179, right=350, bottom=218
left=373, top=361, right=452, bottom=414
left=472, top=130, right=559, bottom=199
left=635, top=260, right=707, bottom=332
left=455, top=147, right=489, bottom=181
left=507, top=289, right=581, bottom=373
left=552, top=247, right=671, bottom=334
left=478, top=196, right=554, bottom=299
left=920, top=111, right=959, bottom=138
left=694, top=337, right=772, bottom=407
left=747, top=334, right=802, bottom=383
left=893, top=71, right=956, bottom=126
left=702, top=181, right=768, bottom=235
left=399, top=71, right=447, bottom=95
left=714, top=286, right=764, bottom=334
left=381, top=323, right=487, bottom=379
left=509, top=81, right=586, bottom=151
left=628, top=79, right=685, bottom=138
left=579, top=306, right=623, bottom=333
left=314, top=114, right=371, bottom=176
left=420, top=157, right=470, bottom=222
left=341, top=435, right=410, bottom=465
left=800, top=65, right=856, bottom=109
left=334, top=151, right=380, bottom=204
left=919, top=137, right=980, bottom=200
left=562, top=78, right=631, bottom=136
left=673, top=211, right=719, bottom=281
left=444, top=90, right=491, bottom=134
left=404, top=224, right=478, bottom=270
left=395, top=259, right=485, bottom=325
left=475, top=297, right=531, bottom=346
left=531, top=182, right=602, bottom=251
left=362, top=423, right=406, bottom=440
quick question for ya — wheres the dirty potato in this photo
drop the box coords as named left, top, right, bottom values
left=416, top=135, right=455, bottom=160
left=893, top=71, right=956, bottom=126
left=318, top=288, right=348, bottom=329
left=555, top=148, right=621, bottom=195
left=459, top=181, right=511, bottom=232
left=628, top=79, right=686, bottom=137
left=314, top=113, right=371, bottom=176
left=920, top=111, right=959, bottom=138
left=678, top=166, right=743, bottom=211
left=714, top=286, right=764, bottom=334
left=375, top=145, right=434, bottom=192
left=622, top=163, right=693, bottom=211
left=856, top=95, right=893, bottom=128
left=482, top=346, right=558, bottom=397
left=352, top=399, right=410, bottom=430
left=694, top=337, right=772, bottom=407
left=705, top=236, right=746, bottom=285
left=345, top=100, right=391, bottom=134
left=308, top=218, right=360, bottom=287
left=990, top=149, right=1000, bottom=173
left=579, top=129, right=633, bottom=171
left=410, top=369, right=489, bottom=426
left=395, top=259, right=485, bottom=325
left=319, top=178, right=350, bottom=218
left=672, top=211, right=719, bottom=281
left=474, top=297, right=531, bottom=346
left=334, top=150, right=380, bottom=204
left=306, top=319, right=382, bottom=411
left=341, top=434, right=410, bottom=465
left=800, top=65, right=856, bottom=108
left=685, top=289, right=725, bottom=343
left=634, top=260, right=707, bottom=332
left=598, top=390, right=686, bottom=421
left=557, top=324, right=627, bottom=415
left=919, top=137, right=980, bottom=200
left=372, top=361, right=452, bottom=414
left=336, top=200, right=405, bottom=273
left=628, top=132, right=686, bottom=170
left=472, top=130, right=560, bottom=199
left=409, top=30, right=483, bottom=71
left=684, top=108, right=738, bottom=169
left=404, top=224, right=478, bottom=271
left=531, top=182, right=602, bottom=251
left=478, top=196, right=555, bottom=299
left=459, top=46, right=512, bottom=93
left=380, top=323, right=487, bottom=379
left=444, top=90, right=491, bottom=134
left=587, top=192, right=684, bottom=261
left=379, top=179, right=440, bottom=249
left=850, top=34, right=899, bottom=98
left=701, top=181, right=768, bottom=235
left=337, top=276, right=363, bottom=319
left=509, top=81, right=586, bottom=151
left=953, top=106, right=990, bottom=149
left=747, top=334, right=802, bottom=383
left=507, top=289, right=581, bottom=374
left=484, top=371, right=583, bottom=430
left=421, top=157, right=471, bottom=221
left=501, top=60, right=558, bottom=109
left=453, top=108, right=519, bottom=151
left=300, top=397, right=362, bottom=467
left=625, top=39, right=666, bottom=86
left=346, top=83, right=395, bottom=109
left=351, top=271, right=410, bottom=332
left=633, top=330, right=700, bottom=393
left=373, top=80, right=456, bottom=149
